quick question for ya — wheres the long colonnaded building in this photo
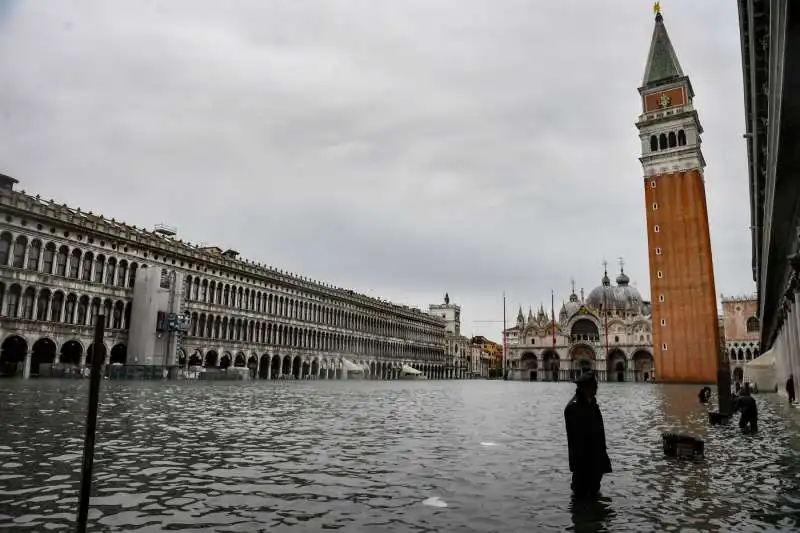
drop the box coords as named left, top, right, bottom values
left=0, top=174, right=452, bottom=380
left=737, top=0, right=800, bottom=399
left=636, top=6, right=720, bottom=383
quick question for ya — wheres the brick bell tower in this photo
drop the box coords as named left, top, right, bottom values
left=636, top=5, right=719, bottom=383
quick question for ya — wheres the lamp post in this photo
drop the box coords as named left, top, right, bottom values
left=76, top=316, right=105, bottom=532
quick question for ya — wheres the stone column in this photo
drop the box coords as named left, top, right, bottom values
left=791, top=275, right=800, bottom=399
left=782, top=315, right=792, bottom=394
left=22, top=350, right=31, bottom=378
left=780, top=302, right=791, bottom=395
left=22, top=244, right=30, bottom=270
left=772, top=307, right=792, bottom=390
left=787, top=293, right=798, bottom=397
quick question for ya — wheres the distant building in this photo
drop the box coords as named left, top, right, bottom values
left=470, top=335, right=502, bottom=378
left=427, top=293, right=470, bottom=378
left=469, top=343, right=486, bottom=378
left=429, top=292, right=460, bottom=336
left=720, top=295, right=760, bottom=383
left=505, top=265, right=654, bottom=382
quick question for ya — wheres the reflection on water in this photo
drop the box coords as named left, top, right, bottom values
left=0, top=380, right=799, bottom=532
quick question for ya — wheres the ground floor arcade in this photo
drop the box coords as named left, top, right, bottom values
left=178, top=347, right=462, bottom=380
left=0, top=332, right=128, bottom=378
left=508, top=344, right=656, bottom=382
left=0, top=331, right=465, bottom=380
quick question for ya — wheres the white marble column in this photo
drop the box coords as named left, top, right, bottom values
left=779, top=305, right=791, bottom=395
left=788, top=300, right=799, bottom=397
left=22, top=351, right=31, bottom=378
left=791, top=292, right=800, bottom=400
left=783, top=320, right=793, bottom=394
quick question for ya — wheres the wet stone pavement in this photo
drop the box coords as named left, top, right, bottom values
left=1, top=379, right=800, bottom=532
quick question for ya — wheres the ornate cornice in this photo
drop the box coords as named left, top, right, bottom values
left=0, top=187, right=442, bottom=326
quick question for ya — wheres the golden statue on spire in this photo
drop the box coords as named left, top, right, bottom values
left=653, top=1, right=661, bottom=14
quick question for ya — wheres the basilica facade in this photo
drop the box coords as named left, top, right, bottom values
left=505, top=266, right=655, bottom=382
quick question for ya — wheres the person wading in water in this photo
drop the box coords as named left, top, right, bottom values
left=733, top=383, right=758, bottom=433
left=698, top=386, right=712, bottom=404
left=564, top=371, right=612, bottom=498
left=787, top=374, right=796, bottom=405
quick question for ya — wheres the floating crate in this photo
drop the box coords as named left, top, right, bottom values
left=662, top=432, right=704, bottom=459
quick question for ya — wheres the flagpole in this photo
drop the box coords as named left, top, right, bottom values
left=551, top=290, right=556, bottom=349
left=604, top=290, right=610, bottom=366
left=502, top=291, right=507, bottom=380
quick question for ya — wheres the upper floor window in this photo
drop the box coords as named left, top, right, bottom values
left=746, top=316, right=759, bottom=333
left=12, top=236, right=27, bottom=268
left=0, top=232, right=11, bottom=265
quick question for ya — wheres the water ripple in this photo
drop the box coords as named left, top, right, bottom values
left=1, top=380, right=799, bottom=531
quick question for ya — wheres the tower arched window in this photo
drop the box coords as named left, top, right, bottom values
left=650, top=135, right=658, bottom=152
left=746, top=316, right=759, bottom=333
left=658, top=134, right=667, bottom=150
left=677, top=129, right=687, bottom=146
left=668, top=131, right=677, bottom=148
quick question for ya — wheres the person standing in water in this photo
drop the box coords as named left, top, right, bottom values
left=564, top=371, right=612, bottom=498
left=734, top=383, right=758, bottom=433
left=787, top=374, right=796, bottom=405
left=698, top=386, right=712, bottom=404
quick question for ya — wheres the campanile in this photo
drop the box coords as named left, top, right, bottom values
left=636, top=6, right=719, bottom=383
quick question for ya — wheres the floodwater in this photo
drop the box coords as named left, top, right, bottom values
left=1, top=380, right=800, bottom=532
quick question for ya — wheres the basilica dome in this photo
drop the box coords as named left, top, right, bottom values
left=586, top=268, right=644, bottom=314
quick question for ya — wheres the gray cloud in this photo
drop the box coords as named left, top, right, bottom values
left=0, top=0, right=752, bottom=338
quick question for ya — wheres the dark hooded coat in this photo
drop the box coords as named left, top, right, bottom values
left=564, top=390, right=612, bottom=475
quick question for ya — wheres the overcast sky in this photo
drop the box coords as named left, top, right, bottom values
left=0, top=0, right=751, bottom=339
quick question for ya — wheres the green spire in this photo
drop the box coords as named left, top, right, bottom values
left=642, top=11, right=684, bottom=86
